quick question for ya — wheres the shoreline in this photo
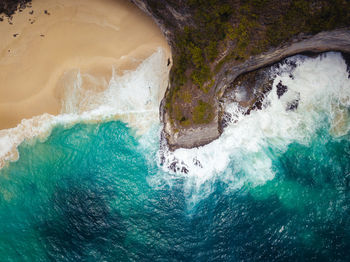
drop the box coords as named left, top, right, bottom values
left=160, top=29, right=350, bottom=150
left=0, top=0, right=171, bottom=169
left=0, top=0, right=170, bottom=130
left=129, top=0, right=350, bottom=151
left=0, top=47, right=170, bottom=169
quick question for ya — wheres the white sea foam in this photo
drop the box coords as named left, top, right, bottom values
left=156, top=52, right=350, bottom=205
left=1, top=49, right=349, bottom=208
left=0, top=48, right=169, bottom=168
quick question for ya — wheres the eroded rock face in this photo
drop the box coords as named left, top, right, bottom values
left=166, top=121, right=220, bottom=150
left=171, top=30, right=350, bottom=149
left=215, top=30, right=350, bottom=95
left=219, top=67, right=271, bottom=133
left=131, top=0, right=350, bottom=149
left=222, top=67, right=272, bottom=112
left=131, top=0, right=350, bottom=150
left=189, top=31, right=350, bottom=148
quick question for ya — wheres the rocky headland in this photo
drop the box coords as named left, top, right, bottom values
left=2, top=0, right=350, bottom=150
left=130, top=0, right=350, bottom=150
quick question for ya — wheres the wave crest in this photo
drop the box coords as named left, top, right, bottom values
left=0, top=48, right=169, bottom=168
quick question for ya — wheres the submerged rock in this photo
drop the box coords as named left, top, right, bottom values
left=276, top=81, right=288, bottom=99
left=342, top=52, right=350, bottom=78
left=286, top=99, right=299, bottom=111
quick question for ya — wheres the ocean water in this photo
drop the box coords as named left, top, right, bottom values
left=0, top=52, right=349, bottom=261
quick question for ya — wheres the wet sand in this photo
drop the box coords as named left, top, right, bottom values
left=0, top=0, right=170, bottom=129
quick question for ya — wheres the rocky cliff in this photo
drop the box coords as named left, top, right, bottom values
left=130, top=0, right=350, bottom=150
left=2, top=0, right=349, bottom=150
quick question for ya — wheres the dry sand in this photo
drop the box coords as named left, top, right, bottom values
left=0, top=0, right=170, bottom=129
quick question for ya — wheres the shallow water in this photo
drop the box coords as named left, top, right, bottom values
left=0, top=52, right=349, bottom=261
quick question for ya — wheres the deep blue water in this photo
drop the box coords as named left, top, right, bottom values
left=0, top=119, right=349, bottom=261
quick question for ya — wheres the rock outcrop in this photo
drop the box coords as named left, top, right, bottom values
left=3, top=1, right=349, bottom=150
left=171, top=29, right=350, bottom=150
left=130, top=0, right=350, bottom=150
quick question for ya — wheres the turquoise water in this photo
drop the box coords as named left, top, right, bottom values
left=0, top=52, right=350, bottom=261
left=0, top=118, right=349, bottom=261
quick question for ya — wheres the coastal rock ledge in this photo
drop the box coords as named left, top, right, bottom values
left=170, top=29, right=350, bottom=149
left=130, top=0, right=350, bottom=150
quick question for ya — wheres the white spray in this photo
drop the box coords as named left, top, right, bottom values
left=155, top=52, right=350, bottom=206
left=0, top=48, right=169, bottom=168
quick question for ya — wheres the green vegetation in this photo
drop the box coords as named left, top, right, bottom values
left=172, top=0, right=233, bottom=88
left=216, top=0, right=350, bottom=72
left=164, top=0, right=350, bottom=129
left=179, top=91, right=192, bottom=104
left=166, top=0, right=234, bottom=128
left=266, top=0, right=350, bottom=46
left=193, top=100, right=214, bottom=125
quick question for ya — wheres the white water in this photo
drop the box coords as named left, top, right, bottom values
left=1, top=50, right=349, bottom=207
left=156, top=52, right=350, bottom=206
left=0, top=48, right=169, bottom=168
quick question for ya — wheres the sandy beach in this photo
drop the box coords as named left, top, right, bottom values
left=0, top=0, right=170, bottom=129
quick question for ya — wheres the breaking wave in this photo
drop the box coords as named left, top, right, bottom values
left=157, top=52, right=350, bottom=206
left=0, top=48, right=169, bottom=168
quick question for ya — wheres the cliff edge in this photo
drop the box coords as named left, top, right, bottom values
left=130, top=0, right=350, bottom=150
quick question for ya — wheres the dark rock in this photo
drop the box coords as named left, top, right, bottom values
left=220, top=112, right=232, bottom=129
left=29, top=10, right=33, bottom=14
left=169, top=161, right=177, bottom=173
left=342, top=52, right=350, bottom=78
left=253, top=100, right=263, bottom=110
left=222, top=66, right=273, bottom=119
left=276, top=81, right=288, bottom=98
left=159, top=155, right=165, bottom=165
left=286, top=59, right=297, bottom=69
left=223, top=67, right=273, bottom=109
left=13, top=33, right=18, bottom=37
left=274, top=58, right=298, bottom=77
left=286, top=99, right=299, bottom=111
left=193, top=158, right=202, bottom=168
left=181, top=166, right=189, bottom=174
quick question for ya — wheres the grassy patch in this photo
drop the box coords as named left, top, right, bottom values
left=171, top=0, right=233, bottom=89
left=193, top=100, right=214, bottom=125
left=266, top=0, right=350, bottom=46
